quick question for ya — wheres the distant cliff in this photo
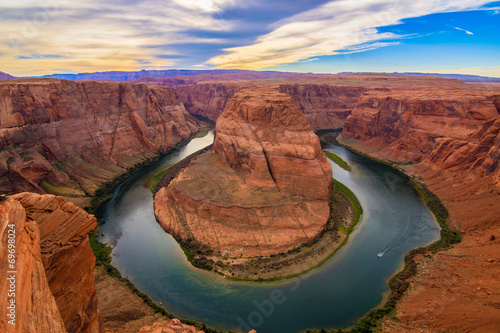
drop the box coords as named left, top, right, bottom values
left=0, top=72, right=15, bottom=81
left=0, top=193, right=101, bottom=333
left=174, top=84, right=240, bottom=123
left=173, top=83, right=366, bottom=130
left=342, top=88, right=499, bottom=169
left=279, top=84, right=367, bottom=129
left=37, top=69, right=322, bottom=81
left=0, top=79, right=199, bottom=206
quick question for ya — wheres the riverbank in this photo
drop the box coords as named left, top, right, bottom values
left=210, top=178, right=362, bottom=281
left=86, top=123, right=212, bottom=214
left=88, top=127, right=223, bottom=333
left=152, top=144, right=362, bottom=280
left=319, top=133, right=474, bottom=333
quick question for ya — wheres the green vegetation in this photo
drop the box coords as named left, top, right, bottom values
left=332, top=179, right=362, bottom=233
left=410, top=179, right=462, bottom=249
left=324, top=151, right=352, bottom=171
left=222, top=178, right=363, bottom=282
left=146, top=165, right=173, bottom=193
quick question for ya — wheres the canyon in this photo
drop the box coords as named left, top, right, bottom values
left=338, top=82, right=500, bottom=332
left=1, top=71, right=499, bottom=332
left=0, top=79, right=199, bottom=207
left=154, top=86, right=333, bottom=259
left=173, top=83, right=367, bottom=130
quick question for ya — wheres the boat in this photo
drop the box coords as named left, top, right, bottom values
left=377, top=252, right=384, bottom=257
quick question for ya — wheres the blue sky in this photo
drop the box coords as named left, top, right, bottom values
left=0, top=0, right=499, bottom=76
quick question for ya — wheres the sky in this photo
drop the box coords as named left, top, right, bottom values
left=0, top=0, right=499, bottom=77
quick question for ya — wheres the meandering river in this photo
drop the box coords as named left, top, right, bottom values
left=97, top=132, right=440, bottom=333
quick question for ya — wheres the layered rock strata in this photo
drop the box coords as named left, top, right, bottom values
left=155, top=87, right=332, bottom=257
left=174, top=83, right=240, bottom=122
left=338, top=85, right=500, bottom=332
left=343, top=88, right=499, bottom=163
left=0, top=79, right=199, bottom=205
left=173, top=82, right=367, bottom=130
left=0, top=193, right=102, bottom=332
left=279, top=84, right=367, bottom=129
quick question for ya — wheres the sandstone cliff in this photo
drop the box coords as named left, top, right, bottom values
left=279, top=84, right=367, bottom=129
left=0, top=79, right=199, bottom=206
left=173, top=82, right=366, bottom=130
left=0, top=196, right=66, bottom=332
left=0, top=193, right=102, bottom=332
left=174, top=83, right=240, bottom=122
left=213, top=87, right=332, bottom=199
left=337, top=83, right=500, bottom=332
left=155, top=87, right=333, bottom=257
left=342, top=88, right=499, bottom=163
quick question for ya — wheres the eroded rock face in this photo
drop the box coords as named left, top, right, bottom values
left=214, top=87, right=332, bottom=199
left=343, top=89, right=499, bottom=163
left=338, top=85, right=500, bottom=333
left=0, top=198, right=66, bottom=333
left=0, top=79, right=199, bottom=203
left=173, top=82, right=366, bottom=130
left=174, top=83, right=240, bottom=122
left=279, top=84, right=367, bottom=129
left=0, top=193, right=102, bottom=332
left=155, top=87, right=332, bottom=257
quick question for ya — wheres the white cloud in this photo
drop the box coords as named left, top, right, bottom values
left=0, top=0, right=234, bottom=75
left=172, top=0, right=236, bottom=13
left=208, top=0, right=493, bottom=70
left=452, top=26, right=474, bottom=35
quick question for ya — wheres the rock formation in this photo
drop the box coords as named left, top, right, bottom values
left=0, top=79, right=199, bottom=206
left=342, top=88, right=499, bottom=163
left=279, top=84, right=367, bottom=129
left=155, top=87, right=332, bottom=257
left=175, top=83, right=240, bottom=122
left=0, top=197, right=66, bottom=332
left=338, top=83, right=500, bottom=332
left=173, top=82, right=366, bottom=130
left=0, top=193, right=102, bottom=333
left=213, top=87, right=332, bottom=199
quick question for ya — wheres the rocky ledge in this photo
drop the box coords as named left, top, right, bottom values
left=0, top=193, right=102, bottom=333
left=154, top=87, right=333, bottom=258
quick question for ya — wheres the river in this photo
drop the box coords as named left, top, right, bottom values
left=97, top=131, right=440, bottom=333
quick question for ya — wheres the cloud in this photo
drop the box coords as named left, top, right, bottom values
left=451, top=26, right=474, bottom=35
left=16, top=53, right=66, bottom=59
left=172, top=0, right=237, bottom=13
left=0, top=0, right=235, bottom=75
left=208, top=0, right=493, bottom=70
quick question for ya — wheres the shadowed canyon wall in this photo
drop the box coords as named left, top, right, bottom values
left=279, top=84, right=367, bottom=129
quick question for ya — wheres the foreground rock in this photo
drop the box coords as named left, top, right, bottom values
left=0, top=79, right=199, bottom=206
left=155, top=87, right=332, bottom=258
left=338, top=83, right=500, bottom=332
left=0, top=193, right=102, bottom=332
